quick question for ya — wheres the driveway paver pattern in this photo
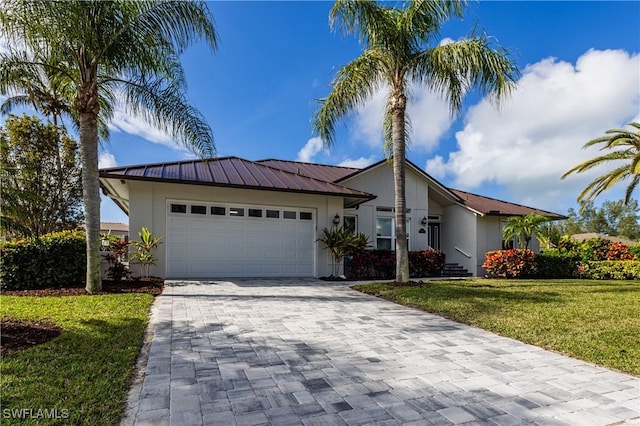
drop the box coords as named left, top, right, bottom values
left=122, top=279, right=640, bottom=425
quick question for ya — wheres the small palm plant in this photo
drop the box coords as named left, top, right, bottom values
left=130, top=227, right=162, bottom=279
left=318, top=226, right=370, bottom=277
left=502, top=214, right=549, bottom=250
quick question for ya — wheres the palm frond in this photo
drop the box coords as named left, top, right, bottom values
left=330, top=0, right=393, bottom=47
left=313, top=49, right=386, bottom=147
left=413, top=33, right=518, bottom=115
left=562, top=149, right=635, bottom=178
left=576, top=164, right=633, bottom=204
left=403, top=0, right=464, bottom=43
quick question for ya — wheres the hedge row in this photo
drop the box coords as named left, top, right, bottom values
left=483, top=249, right=640, bottom=280
left=0, top=230, right=86, bottom=290
left=345, top=250, right=445, bottom=280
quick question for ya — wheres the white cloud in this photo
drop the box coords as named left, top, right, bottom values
left=98, top=151, right=118, bottom=169
left=337, top=155, right=377, bottom=169
left=352, top=88, right=388, bottom=148
left=108, top=108, right=186, bottom=151
left=351, top=83, right=454, bottom=152
left=407, top=89, right=454, bottom=152
left=426, top=49, right=640, bottom=209
left=296, top=136, right=325, bottom=162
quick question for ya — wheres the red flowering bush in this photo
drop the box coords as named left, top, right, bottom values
left=483, top=249, right=535, bottom=278
left=409, top=250, right=445, bottom=277
left=605, top=242, right=636, bottom=261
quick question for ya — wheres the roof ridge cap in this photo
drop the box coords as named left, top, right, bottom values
left=256, top=158, right=361, bottom=171
left=249, top=159, right=371, bottom=195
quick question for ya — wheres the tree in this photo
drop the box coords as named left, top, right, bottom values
left=1, top=115, right=83, bottom=238
left=0, top=50, right=111, bottom=140
left=313, top=0, right=518, bottom=282
left=502, top=214, right=549, bottom=250
left=562, top=122, right=640, bottom=205
left=549, top=200, right=640, bottom=242
left=0, top=1, right=218, bottom=292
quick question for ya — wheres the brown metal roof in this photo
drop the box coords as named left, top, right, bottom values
left=99, top=157, right=375, bottom=200
left=451, top=189, right=566, bottom=219
left=257, top=159, right=358, bottom=182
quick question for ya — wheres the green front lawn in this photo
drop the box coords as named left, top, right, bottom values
left=0, top=294, right=154, bottom=425
left=353, top=279, right=640, bottom=376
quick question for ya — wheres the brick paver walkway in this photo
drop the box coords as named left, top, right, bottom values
left=122, top=279, right=640, bottom=425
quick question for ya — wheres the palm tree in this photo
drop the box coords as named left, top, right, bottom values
left=0, top=0, right=218, bottom=292
left=502, top=214, right=549, bottom=250
left=0, top=52, right=112, bottom=140
left=562, top=122, right=640, bottom=206
left=313, top=0, right=518, bottom=282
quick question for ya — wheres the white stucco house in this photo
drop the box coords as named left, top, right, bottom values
left=99, top=157, right=565, bottom=279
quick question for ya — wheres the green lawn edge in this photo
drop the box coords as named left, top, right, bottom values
left=352, top=279, right=640, bottom=377
left=1, top=293, right=155, bottom=425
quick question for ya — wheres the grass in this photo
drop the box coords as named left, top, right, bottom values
left=0, top=293, right=155, bottom=425
left=353, top=279, right=640, bottom=376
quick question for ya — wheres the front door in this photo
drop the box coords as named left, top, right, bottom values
left=428, top=222, right=440, bottom=250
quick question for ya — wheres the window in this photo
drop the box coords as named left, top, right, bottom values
left=211, top=206, right=226, bottom=216
left=170, top=204, right=187, bottom=213
left=283, top=211, right=296, bottom=219
left=344, top=215, right=357, bottom=234
left=300, top=212, right=313, bottom=220
left=266, top=209, right=280, bottom=218
left=191, top=205, right=206, bottom=215
left=376, top=218, right=393, bottom=250
left=248, top=209, right=262, bottom=218
left=229, top=208, right=245, bottom=217
left=376, top=217, right=410, bottom=250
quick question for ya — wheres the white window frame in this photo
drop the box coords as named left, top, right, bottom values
left=376, top=216, right=410, bottom=251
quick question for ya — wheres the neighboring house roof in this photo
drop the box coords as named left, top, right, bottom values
left=570, top=233, right=637, bottom=245
left=100, top=156, right=375, bottom=206
left=100, top=222, right=128, bottom=233
left=451, top=189, right=567, bottom=220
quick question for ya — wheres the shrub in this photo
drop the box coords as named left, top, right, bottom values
left=1, top=230, right=86, bottom=290
left=629, top=244, right=640, bottom=259
left=409, top=250, right=446, bottom=277
left=534, top=250, right=581, bottom=278
left=371, top=250, right=395, bottom=279
left=103, top=239, right=130, bottom=281
left=483, top=249, right=535, bottom=278
left=584, top=260, right=640, bottom=280
left=345, top=249, right=445, bottom=280
left=605, top=242, right=636, bottom=260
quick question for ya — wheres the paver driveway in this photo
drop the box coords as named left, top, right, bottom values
left=122, top=279, right=640, bottom=426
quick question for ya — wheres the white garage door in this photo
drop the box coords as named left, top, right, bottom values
left=166, top=201, right=315, bottom=278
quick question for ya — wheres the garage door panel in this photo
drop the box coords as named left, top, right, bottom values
left=167, top=202, right=315, bottom=278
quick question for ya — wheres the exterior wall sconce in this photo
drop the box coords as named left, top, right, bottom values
left=333, top=213, right=341, bottom=226
left=421, top=216, right=428, bottom=226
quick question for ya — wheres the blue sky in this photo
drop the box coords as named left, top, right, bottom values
left=4, top=1, right=640, bottom=224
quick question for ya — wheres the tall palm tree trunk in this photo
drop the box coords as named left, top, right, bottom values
left=77, top=82, right=102, bottom=293
left=391, top=91, right=409, bottom=282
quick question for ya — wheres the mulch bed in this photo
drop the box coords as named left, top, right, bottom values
left=1, top=278, right=164, bottom=355
left=1, top=277, right=164, bottom=297
left=1, top=318, right=62, bottom=355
